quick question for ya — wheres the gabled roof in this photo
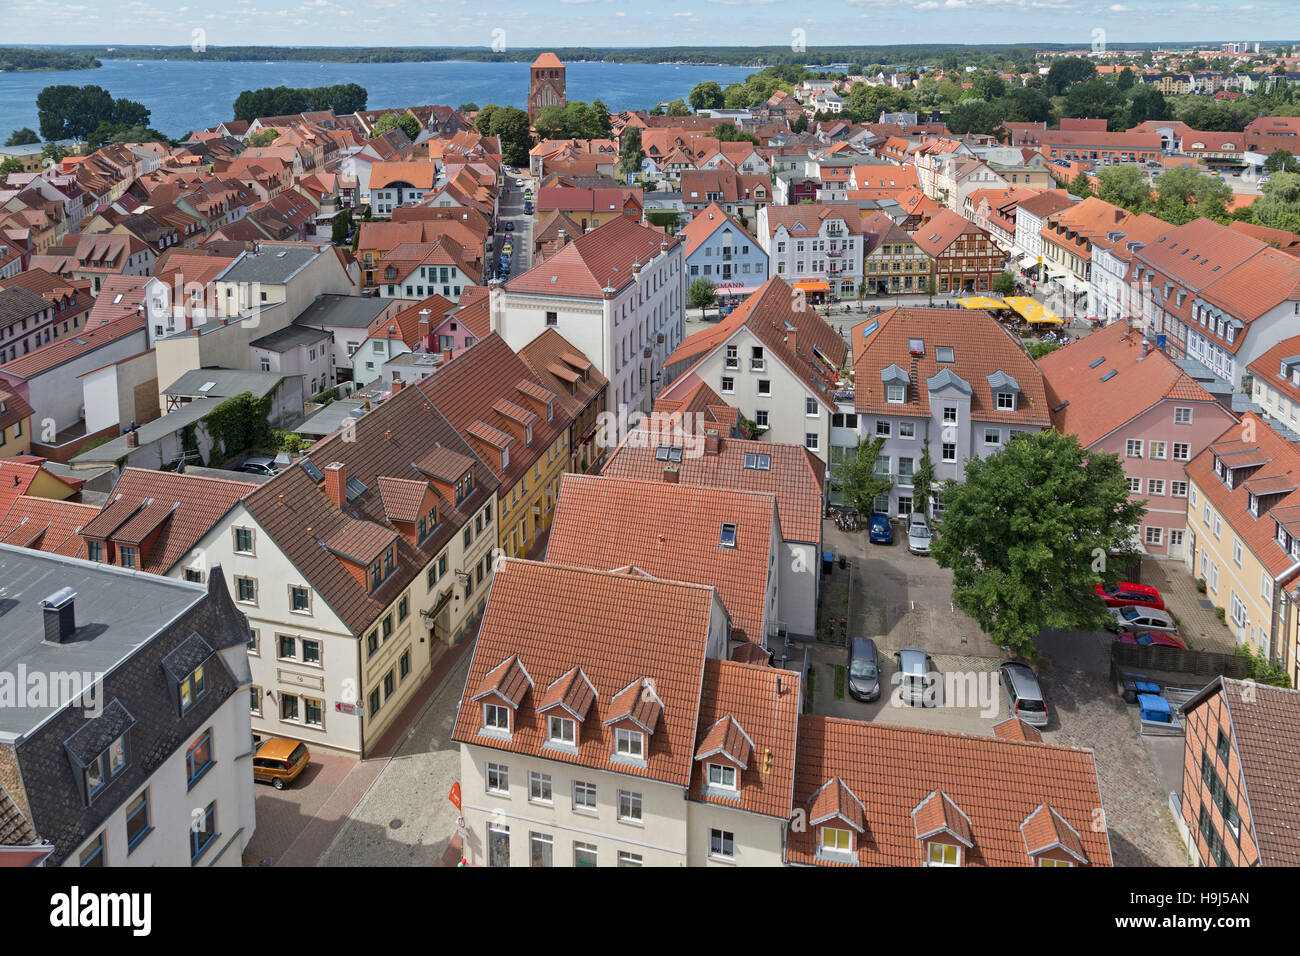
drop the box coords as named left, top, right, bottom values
left=1037, top=321, right=1229, bottom=447
left=602, top=424, right=824, bottom=544
left=911, top=209, right=990, bottom=257
left=505, top=216, right=678, bottom=299
left=451, top=558, right=718, bottom=788
left=516, top=328, right=608, bottom=421
left=853, top=307, right=1050, bottom=427
left=547, top=473, right=778, bottom=643
left=666, top=276, right=848, bottom=408
left=0, top=496, right=100, bottom=558
left=789, top=715, right=1111, bottom=866
left=679, top=202, right=762, bottom=259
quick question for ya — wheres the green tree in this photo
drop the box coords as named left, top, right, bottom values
left=1126, top=85, right=1172, bottom=126
left=1026, top=340, right=1061, bottom=360
left=1095, top=164, right=1150, bottom=210
left=617, top=126, right=644, bottom=179
left=370, top=111, right=419, bottom=141
left=35, top=84, right=149, bottom=140
left=832, top=437, right=894, bottom=517
left=1264, top=149, right=1300, bottom=173
left=791, top=113, right=809, bottom=134
left=912, top=448, right=935, bottom=518
left=665, top=99, right=690, bottom=117
left=1061, top=80, right=1128, bottom=129
left=930, top=430, right=1146, bottom=658
left=993, top=270, right=1016, bottom=297
left=1000, top=86, right=1053, bottom=124
left=688, top=277, right=718, bottom=318
left=1116, top=67, right=1136, bottom=91
left=4, top=127, right=38, bottom=146
left=330, top=206, right=353, bottom=246
left=716, top=124, right=759, bottom=145
left=477, top=105, right=531, bottom=167
left=247, top=128, right=279, bottom=147
left=1149, top=166, right=1232, bottom=225
left=1249, top=172, right=1300, bottom=232
left=457, top=102, right=478, bottom=113
left=947, top=98, right=1002, bottom=135
left=1045, top=57, right=1097, bottom=96
left=689, top=81, right=725, bottom=112
left=0, top=157, right=23, bottom=175
left=1069, top=172, right=1094, bottom=199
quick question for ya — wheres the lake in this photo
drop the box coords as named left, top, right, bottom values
left=0, top=59, right=758, bottom=140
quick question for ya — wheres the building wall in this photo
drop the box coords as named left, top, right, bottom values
left=1091, top=399, right=1236, bottom=558
left=0, top=416, right=31, bottom=458
left=684, top=802, right=785, bottom=867
left=499, top=430, right=568, bottom=559
left=1180, top=689, right=1261, bottom=866
left=1185, top=478, right=1272, bottom=655
left=62, top=684, right=253, bottom=867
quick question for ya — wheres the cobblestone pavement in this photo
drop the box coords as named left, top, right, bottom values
left=317, top=646, right=472, bottom=866
left=241, top=750, right=362, bottom=866
left=1139, top=555, right=1238, bottom=654
left=1037, top=627, right=1188, bottom=868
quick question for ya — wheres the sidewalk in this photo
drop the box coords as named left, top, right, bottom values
left=1139, top=555, right=1238, bottom=655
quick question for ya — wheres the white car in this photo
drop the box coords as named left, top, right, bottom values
left=906, top=512, right=932, bottom=555
left=514, top=178, right=525, bottom=187
left=1108, top=605, right=1178, bottom=634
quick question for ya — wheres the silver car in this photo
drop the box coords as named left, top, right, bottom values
left=906, top=512, right=932, bottom=555
left=998, top=661, right=1048, bottom=727
left=1108, top=605, right=1177, bottom=634
left=894, top=646, right=938, bottom=707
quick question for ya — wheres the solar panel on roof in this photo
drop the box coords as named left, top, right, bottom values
left=301, top=459, right=324, bottom=482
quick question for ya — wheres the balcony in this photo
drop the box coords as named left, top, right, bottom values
left=827, top=248, right=842, bottom=257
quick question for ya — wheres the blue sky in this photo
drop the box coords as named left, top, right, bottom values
left=1, top=0, right=1292, bottom=48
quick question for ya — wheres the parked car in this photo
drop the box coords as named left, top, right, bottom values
left=505, top=221, right=514, bottom=232
left=253, top=738, right=310, bottom=790
left=1108, top=605, right=1178, bottom=634
left=514, top=178, right=525, bottom=187
left=997, top=661, right=1049, bottom=727
left=868, top=512, right=893, bottom=544
left=906, top=512, right=932, bottom=555
left=1094, top=581, right=1164, bottom=609
left=847, top=638, right=880, bottom=702
left=234, top=455, right=278, bottom=477
left=1116, top=630, right=1187, bottom=649
left=523, top=201, right=533, bottom=215
left=894, top=646, right=938, bottom=707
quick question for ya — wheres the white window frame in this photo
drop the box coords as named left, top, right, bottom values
left=615, top=727, right=644, bottom=758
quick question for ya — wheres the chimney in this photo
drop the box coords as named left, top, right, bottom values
left=442, top=347, right=453, bottom=363
left=663, top=465, right=680, bottom=484
left=786, top=328, right=797, bottom=354
left=324, top=461, right=347, bottom=508
left=41, top=587, right=77, bottom=644
left=125, top=428, right=139, bottom=448
left=704, top=434, right=721, bottom=455
left=392, top=379, right=404, bottom=392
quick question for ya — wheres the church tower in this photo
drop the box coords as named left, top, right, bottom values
left=528, top=52, right=567, bottom=121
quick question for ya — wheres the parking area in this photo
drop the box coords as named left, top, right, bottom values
left=1137, top=555, right=1238, bottom=654
left=798, top=515, right=1188, bottom=866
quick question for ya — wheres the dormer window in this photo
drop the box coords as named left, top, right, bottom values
left=502, top=446, right=509, bottom=470
left=548, top=715, right=576, bottom=745
left=483, top=703, right=510, bottom=733
left=179, top=663, right=206, bottom=713
left=1249, top=493, right=1258, bottom=517
left=720, top=522, right=738, bottom=547
left=821, top=826, right=853, bottom=855
left=927, top=842, right=962, bottom=866
left=997, top=391, right=1015, bottom=411
left=707, top=763, right=737, bottom=790
left=615, top=727, right=644, bottom=758
left=886, top=384, right=905, bottom=404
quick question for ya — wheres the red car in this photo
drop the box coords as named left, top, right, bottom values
left=1116, top=630, right=1187, bottom=650
left=1094, top=581, right=1165, bottom=610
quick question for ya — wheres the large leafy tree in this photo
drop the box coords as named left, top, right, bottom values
left=689, top=81, right=725, bottom=112
left=946, top=98, right=1002, bottom=135
left=370, top=111, right=419, bottom=141
left=4, top=128, right=38, bottom=146
left=931, top=430, right=1145, bottom=658
left=832, top=437, right=893, bottom=517
left=36, top=84, right=151, bottom=140
left=1045, top=57, right=1097, bottom=96
left=475, top=104, right=530, bottom=167
left=688, top=278, right=717, bottom=318
left=1148, top=166, right=1232, bottom=225
left=1264, top=150, right=1300, bottom=174
left=665, top=99, right=690, bottom=116
left=1249, top=172, right=1300, bottom=233
left=1061, top=80, right=1129, bottom=129
left=617, top=126, right=644, bottom=178
left=1095, top=164, right=1150, bottom=210
left=1125, top=85, right=1171, bottom=126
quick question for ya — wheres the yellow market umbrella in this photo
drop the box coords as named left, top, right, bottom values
left=1003, top=296, right=1063, bottom=325
left=957, top=296, right=1006, bottom=310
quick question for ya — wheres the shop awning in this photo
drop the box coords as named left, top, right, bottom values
left=1016, top=252, right=1040, bottom=268
left=958, top=296, right=1007, bottom=310
left=792, top=281, right=831, bottom=292
left=1003, top=296, right=1064, bottom=325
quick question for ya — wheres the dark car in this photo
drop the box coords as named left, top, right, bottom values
left=505, top=221, right=514, bottom=232
left=868, top=512, right=893, bottom=544
left=1094, top=581, right=1165, bottom=610
left=847, top=638, right=880, bottom=702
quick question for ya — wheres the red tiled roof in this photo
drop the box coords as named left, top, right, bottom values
left=546, top=473, right=778, bottom=644
left=1037, top=321, right=1227, bottom=448
left=992, top=717, right=1043, bottom=743
left=852, top=307, right=1050, bottom=427
left=0, top=496, right=100, bottom=558
left=450, top=558, right=718, bottom=788
left=516, top=328, right=608, bottom=422
left=789, top=715, right=1111, bottom=866
left=505, top=216, right=678, bottom=299
left=688, top=659, right=799, bottom=820
left=679, top=203, right=761, bottom=259
left=601, top=425, right=824, bottom=544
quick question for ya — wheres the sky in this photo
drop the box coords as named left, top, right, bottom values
left=0, top=0, right=1293, bottom=49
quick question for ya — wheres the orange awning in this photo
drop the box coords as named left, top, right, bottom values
left=792, top=281, right=830, bottom=292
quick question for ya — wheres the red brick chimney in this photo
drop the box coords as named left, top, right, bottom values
left=704, top=434, right=720, bottom=455
left=442, top=347, right=453, bottom=362
left=786, top=328, right=797, bottom=354
left=125, top=429, right=139, bottom=448
left=392, top=379, right=404, bottom=392
left=324, top=461, right=347, bottom=508
left=663, top=465, right=679, bottom=484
